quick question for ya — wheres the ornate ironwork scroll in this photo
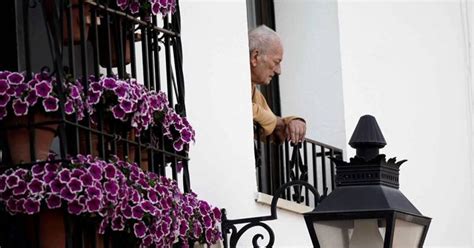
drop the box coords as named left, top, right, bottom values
left=221, top=180, right=320, bottom=248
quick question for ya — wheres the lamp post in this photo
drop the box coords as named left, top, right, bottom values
left=303, top=115, right=431, bottom=248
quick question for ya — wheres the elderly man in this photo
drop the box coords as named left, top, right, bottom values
left=249, top=25, right=306, bottom=143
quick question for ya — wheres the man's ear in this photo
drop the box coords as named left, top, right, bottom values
left=250, top=50, right=259, bottom=67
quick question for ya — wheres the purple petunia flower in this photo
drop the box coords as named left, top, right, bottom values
left=25, top=90, right=38, bottom=106
left=34, top=80, right=52, bottom=97
left=27, top=178, right=44, bottom=194
left=14, top=83, right=28, bottom=97
left=122, top=205, right=132, bottom=219
left=131, top=205, right=144, bottom=220
left=0, top=94, right=10, bottom=108
left=6, top=197, right=18, bottom=213
left=88, top=164, right=103, bottom=181
left=119, top=99, right=133, bottom=113
left=12, top=99, right=28, bottom=116
left=173, top=139, right=184, bottom=152
left=49, top=179, right=64, bottom=194
left=160, top=221, right=170, bottom=236
left=87, top=91, right=101, bottom=105
left=0, top=79, right=10, bottom=94
left=86, top=186, right=102, bottom=199
left=42, top=172, right=56, bottom=184
left=141, top=200, right=156, bottom=214
left=159, top=0, right=168, bottom=7
left=142, top=235, right=153, bottom=247
left=12, top=181, right=27, bottom=195
left=0, top=71, right=9, bottom=80
left=114, top=83, right=128, bottom=98
left=79, top=173, right=93, bottom=187
left=67, top=199, right=85, bottom=215
left=213, top=207, right=222, bottom=220
left=133, top=221, right=147, bottom=238
left=46, top=194, right=62, bottom=209
left=58, top=169, right=71, bottom=183
left=6, top=175, right=19, bottom=189
left=70, top=85, right=81, bottom=99
left=89, top=81, right=102, bottom=93
left=179, top=220, right=188, bottom=236
left=130, top=2, right=140, bottom=14
left=199, top=201, right=211, bottom=216
left=5, top=87, right=14, bottom=96
left=205, top=229, right=213, bottom=243
left=64, top=100, right=74, bottom=114
left=45, top=162, right=59, bottom=173
left=31, top=164, right=45, bottom=176
left=13, top=169, right=27, bottom=178
left=111, top=105, right=126, bottom=121
left=130, top=189, right=141, bottom=204
left=60, top=187, right=76, bottom=202
left=103, top=78, right=118, bottom=90
left=181, top=129, right=193, bottom=143
left=203, top=215, right=212, bottom=228
left=86, top=197, right=100, bottom=212
left=71, top=168, right=85, bottom=178
left=111, top=215, right=125, bottom=231
left=147, top=190, right=158, bottom=204
left=117, top=0, right=128, bottom=6
left=152, top=2, right=161, bottom=15
left=104, top=164, right=117, bottom=179
left=7, top=72, right=24, bottom=85
left=23, top=198, right=41, bottom=215
left=43, top=96, right=59, bottom=112
left=67, top=178, right=83, bottom=193
left=104, top=180, right=119, bottom=196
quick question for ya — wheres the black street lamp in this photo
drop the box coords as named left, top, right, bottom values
left=303, top=115, right=431, bottom=248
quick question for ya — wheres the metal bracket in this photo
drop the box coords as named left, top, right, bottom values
left=221, top=180, right=320, bottom=248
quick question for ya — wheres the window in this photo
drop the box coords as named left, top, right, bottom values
left=247, top=0, right=342, bottom=207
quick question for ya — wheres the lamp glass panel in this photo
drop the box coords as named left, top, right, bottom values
left=314, top=219, right=386, bottom=248
left=392, top=218, right=424, bottom=247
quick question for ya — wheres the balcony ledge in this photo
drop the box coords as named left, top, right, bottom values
left=254, top=192, right=314, bottom=214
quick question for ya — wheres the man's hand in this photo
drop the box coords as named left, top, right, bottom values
left=286, top=119, right=306, bottom=143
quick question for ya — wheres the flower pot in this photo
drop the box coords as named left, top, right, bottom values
left=98, top=20, right=132, bottom=68
left=44, top=0, right=92, bottom=44
left=24, top=209, right=65, bottom=248
left=5, top=112, right=58, bottom=164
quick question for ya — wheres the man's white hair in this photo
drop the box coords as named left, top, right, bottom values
left=248, top=25, right=281, bottom=55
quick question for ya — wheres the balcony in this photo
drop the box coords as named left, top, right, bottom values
left=0, top=0, right=204, bottom=247
left=254, top=124, right=343, bottom=208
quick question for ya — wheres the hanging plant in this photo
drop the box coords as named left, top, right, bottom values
left=116, top=0, right=177, bottom=17
left=0, top=70, right=84, bottom=164
left=0, top=154, right=222, bottom=247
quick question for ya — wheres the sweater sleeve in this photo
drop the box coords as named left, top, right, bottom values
left=252, top=89, right=277, bottom=136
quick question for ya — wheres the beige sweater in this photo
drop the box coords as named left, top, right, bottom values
left=252, top=86, right=302, bottom=136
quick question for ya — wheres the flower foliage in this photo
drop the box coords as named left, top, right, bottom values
left=162, top=110, right=195, bottom=152
left=116, top=0, right=176, bottom=17
left=0, top=71, right=85, bottom=120
left=0, top=154, right=221, bottom=247
left=85, top=75, right=168, bottom=136
left=84, top=75, right=195, bottom=148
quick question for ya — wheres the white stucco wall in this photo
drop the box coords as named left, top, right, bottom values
left=180, top=0, right=318, bottom=247
left=275, top=0, right=347, bottom=150
left=337, top=1, right=474, bottom=247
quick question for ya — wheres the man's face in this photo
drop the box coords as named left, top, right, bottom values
left=250, top=40, right=283, bottom=85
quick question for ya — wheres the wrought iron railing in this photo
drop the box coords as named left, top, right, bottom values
left=255, top=124, right=343, bottom=207
left=0, top=0, right=190, bottom=247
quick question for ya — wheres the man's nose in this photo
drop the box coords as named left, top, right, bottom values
left=274, top=65, right=281, bottom=75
